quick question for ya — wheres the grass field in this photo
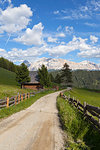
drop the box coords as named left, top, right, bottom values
left=0, top=67, right=33, bottom=99
left=64, top=88, right=100, bottom=107
left=57, top=97, right=100, bottom=150
left=0, top=90, right=54, bottom=119
left=0, top=67, right=17, bottom=85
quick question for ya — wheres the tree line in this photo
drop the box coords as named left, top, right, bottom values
left=15, top=62, right=72, bottom=88
left=72, top=70, right=100, bottom=90
left=0, top=57, right=20, bottom=73
left=0, top=57, right=72, bottom=87
left=1, top=57, right=99, bottom=90
left=0, top=57, right=30, bottom=84
left=38, top=63, right=72, bottom=88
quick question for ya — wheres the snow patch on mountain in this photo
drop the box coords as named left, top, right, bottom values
left=24, top=57, right=100, bottom=71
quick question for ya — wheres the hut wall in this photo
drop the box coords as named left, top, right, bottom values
left=22, top=84, right=42, bottom=90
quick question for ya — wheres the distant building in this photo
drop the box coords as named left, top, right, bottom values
left=21, top=71, right=43, bottom=90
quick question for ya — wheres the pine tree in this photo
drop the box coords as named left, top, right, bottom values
left=49, top=73, right=55, bottom=83
left=38, top=64, right=51, bottom=87
left=16, top=63, right=30, bottom=84
left=54, top=73, right=61, bottom=84
left=61, top=63, right=72, bottom=86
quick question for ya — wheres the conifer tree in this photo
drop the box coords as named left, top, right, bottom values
left=61, top=63, right=72, bottom=86
left=38, top=64, right=51, bottom=87
left=16, top=63, right=30, bottom=84
left=54, top=73, right=61, bottom=84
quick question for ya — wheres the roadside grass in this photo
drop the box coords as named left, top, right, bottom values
left=0, top=90, right=54, bottom=119
left=64, top=88, right=100, bottom=107
left=57, top=97, right=100, bottom=150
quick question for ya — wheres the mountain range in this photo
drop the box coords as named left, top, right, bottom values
left=23, top=57, right=100, bottom=71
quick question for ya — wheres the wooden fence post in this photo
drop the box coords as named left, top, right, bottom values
left=77, top=99, right=79, bottom=109
left=6, top=97, right=9, bottom=108
left=26, top=93, right=28, bottom=99
left=18, top=94, right=20, bottom=104
left=84, top=102, right=87, bottom=115
left=15, top=96, right=17, bottom=106
left=21, top=94, right=23, bottom=101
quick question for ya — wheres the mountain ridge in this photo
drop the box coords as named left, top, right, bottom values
left=24, top=57, right=100, bottom=71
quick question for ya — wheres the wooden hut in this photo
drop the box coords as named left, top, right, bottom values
left=21, top=71, right=43, bottom=90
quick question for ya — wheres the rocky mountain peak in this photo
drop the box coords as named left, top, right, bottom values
left=23, top=57, right=100, bottom=71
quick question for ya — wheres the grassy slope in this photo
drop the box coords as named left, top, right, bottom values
left=0, top=90, right=54, bottom=119
left=0, top=67, right=17, bottom=85
left=64, top=88, right=100, bottom=107
left=57, top=97, right=100, bottom=150
left=0, top=67, right=33, bottom=99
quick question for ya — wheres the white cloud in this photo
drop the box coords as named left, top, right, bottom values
left=0, top=48, right=5, bottom=52
left=0, top=46, right=45, bottom=63
left=53, top=10, right=59, bottom=15
left=1, top=35, right=100, bottom=63
left=78, top=47, right=100, bottom=58
left=0, top=4, right=32, bottom=33
left=14, top=22, right=44, bottom=46
left=44, top=36, right=88, bottom=57
left=46, top=36, right=100, bottom=58
left=84, top=22, right=98, bottom=27
left=90, top=35, right=98, bottom=43
left=56, top=32, right=66, bottom=37
left=57, top=25, right=62, bottom=31
left=91, top=0, right=100, bottom=11
left=61, top=41, right=65, bottom=45
left=0, top=0, right=11, bottom=4
left=8, top=0, right=11, bottom=3
left=65, top=26, right=74, bottom=34
left=56, top=0, right=100, bottom=20
left=48, top=36, right=58, bottom=43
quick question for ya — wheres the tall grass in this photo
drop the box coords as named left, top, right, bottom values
left=57, top=97, right=100, bottom=150
left=64, top=88, right=100, bottom=107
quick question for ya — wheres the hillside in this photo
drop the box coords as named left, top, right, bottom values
left=0, top=67, right=17, bottom=85
left=50, top=69, right=100, bottom=90
left=73, top=70, right=100, bottom=89
left=0, top=67, right=32, bottom=99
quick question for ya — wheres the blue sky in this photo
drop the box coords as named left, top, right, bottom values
left=0, top=0, right=100, bottom=64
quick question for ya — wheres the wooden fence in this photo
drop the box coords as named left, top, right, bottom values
left=0, top=89, right=46, bottom=109
left=60, top=92, right=100, bottom=132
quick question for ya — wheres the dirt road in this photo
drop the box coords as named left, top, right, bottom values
left=0, top=91, right=64, bottom=150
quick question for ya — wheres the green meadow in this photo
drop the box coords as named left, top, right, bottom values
left=64, top=88, right=100, bottom=107
left=0, top=67, right=33, bottom=99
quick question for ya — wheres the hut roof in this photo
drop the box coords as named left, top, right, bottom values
left=29, top=71, right=39, bottom=83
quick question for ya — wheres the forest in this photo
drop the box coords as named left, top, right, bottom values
left=72, top=70, right=100, bottom=90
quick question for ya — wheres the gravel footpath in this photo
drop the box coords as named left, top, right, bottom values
left=0, top=91, right=64, bottom=150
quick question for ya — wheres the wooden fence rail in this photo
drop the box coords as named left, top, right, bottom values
left=0, top=88, right=56, bottom=109
left=60, top=92, right=100, bottom=132
left=0, top=90, right=43, bottom=109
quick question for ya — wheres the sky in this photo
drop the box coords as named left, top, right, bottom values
left=0, top=0, right=100, bottom=64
